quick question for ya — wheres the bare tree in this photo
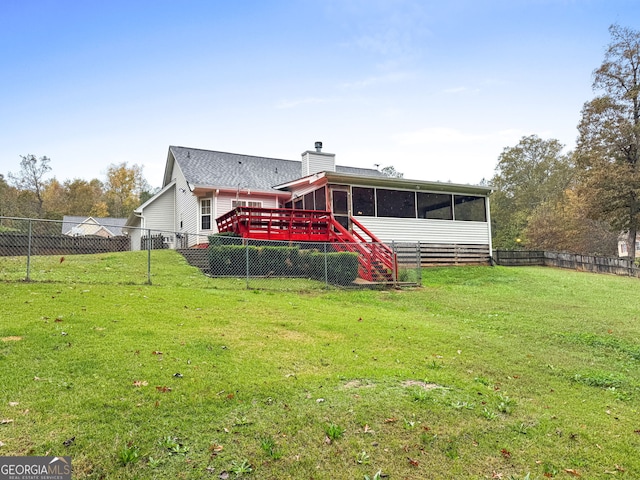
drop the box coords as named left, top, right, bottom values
left=8, top=154, right=52, bottom=216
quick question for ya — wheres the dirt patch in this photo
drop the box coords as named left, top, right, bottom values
left=1, top=336, right=22, bottom=342
left=343, top=380, right=376, bottom=389
left=401, top=380, right=442, bottom=390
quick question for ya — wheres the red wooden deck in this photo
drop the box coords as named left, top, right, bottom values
left=215, top=207, right=398, bottom=282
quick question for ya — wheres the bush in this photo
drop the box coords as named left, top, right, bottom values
left=208, top=232, right=242, bottom=247
left=207, top=244, right=359, bottom=285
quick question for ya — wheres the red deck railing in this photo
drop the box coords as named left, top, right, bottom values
left=215, top=207, right=397, bottom=282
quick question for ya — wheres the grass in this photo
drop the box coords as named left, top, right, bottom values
left=1, top=250, right=640, bottom=478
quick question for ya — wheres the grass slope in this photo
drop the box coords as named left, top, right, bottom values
left=0, top=251, right=639, bottom=479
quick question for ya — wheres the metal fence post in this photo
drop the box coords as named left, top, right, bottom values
left=391, top=240, right=396, bottom=287
left=26, top=219, right=32, bottom=282
left=147, top=229, right=152, bottom=285
left=324, top=243, right=329, bottom=288
left=245, top=241, right=250, bottom=289
left=416, top=242, right=422, bottom=285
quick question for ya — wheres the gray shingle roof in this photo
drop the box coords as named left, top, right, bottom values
left=61, top=216, right=128, bottom=236
left=170, top=146, right=384, bottom=191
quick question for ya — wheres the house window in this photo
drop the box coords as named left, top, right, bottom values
left=352, top=187, right=375, bottom=216
left=453, top=195, right=486, bottom=222
left=376, top=189, right=416, bottom=218
left=232, top=200, right=263, bottom=208
left=201, top=199, right=211, bottom=230
left=417, top=193, right=453, bottom=220
left=314, top=187, right=327, bottom=211
left=303, top=192, right=315, bottom=210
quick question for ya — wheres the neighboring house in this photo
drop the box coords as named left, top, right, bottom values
left=124, top=143, right=493, bottom=253
left=618, top=233, right=640, bottom=257
left=62, top=216, right=127, bottom=238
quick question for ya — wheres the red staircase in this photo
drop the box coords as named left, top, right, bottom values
left=215, top=207, right=397, bottom=282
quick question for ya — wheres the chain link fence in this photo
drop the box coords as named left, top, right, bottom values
left=0, top=217, right=421, bottom=289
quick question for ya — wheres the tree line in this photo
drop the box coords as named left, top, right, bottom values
left=491, top=24, right=640, bottom=257
left=0, top=156, right=154, bottom=220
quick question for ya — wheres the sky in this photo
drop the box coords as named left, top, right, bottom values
left=1, top=0, right=639, bottom=189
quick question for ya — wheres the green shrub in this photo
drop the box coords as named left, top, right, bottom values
left=207, top=244, right=359, bottom=285
left=208, top=232, right=242, bottom=247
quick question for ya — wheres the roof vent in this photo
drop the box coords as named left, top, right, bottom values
left=315, top=141, right=323, bottom=152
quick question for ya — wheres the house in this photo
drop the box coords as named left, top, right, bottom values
left=124, top=143, right=493, bottom=259
left=62, top=216, right=127, bottom=238
left=618, top=232, right=640, bottom=258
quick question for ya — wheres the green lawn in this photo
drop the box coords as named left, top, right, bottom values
left=1, top=251, right=639, bottom=479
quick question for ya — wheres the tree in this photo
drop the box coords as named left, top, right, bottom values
left=575, top=24, right=640, bottom=258
left=380, top=166, right=404, bottom=178
left=490, top=135, right=573, bottom=249
left=0, top=174, right=22, bottom=218
left=525, top=188, right=618, bottom=255
left=103, top=162, right=149, bottom=218
left=41, top=178, right=67, bottom=219
left=63, top=178, right=105, bottom=216
left=7, top=154, right=52, bottom=216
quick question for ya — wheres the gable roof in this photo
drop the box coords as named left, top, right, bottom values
left=62, top=216, right=128, bottom=236
left=167, top=146, right=384, bottom=192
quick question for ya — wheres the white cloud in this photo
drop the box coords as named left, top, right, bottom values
left=275, top=97, right=330, bottom=109
left=392, top=127, right=524, bottom=146
left=341, top=71, right=412, bottom=89
left=442, top=86, right=480, bottom=94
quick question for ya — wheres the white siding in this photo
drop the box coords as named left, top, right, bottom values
left=302, top=152, right=335, bottom=175
left=128, top=224, right=142, bottom=251
left=144, top=184, right=176, bottom=234
left=215, top=193, right=280, bottom=219
left=173, top=165, right=199, bottom=244
left=355, top=216, right=491, bottom=245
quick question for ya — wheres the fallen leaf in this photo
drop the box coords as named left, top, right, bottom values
left=155, top=386, right=172, bottom=393
left=133, top=380, right=148, bottom=387
left=63, top=436, right=75, bottom=447
left=491, top=472, right=503, bottom=479
left=59, top=257, right=65, bottom=263
left=358, top=317, right=363, bottom=322
left=407, top=457, right=419, bottom=467
left=0, top=441, right=4, bottom=447
left=363, top=424, right=373, bottom=434
left=8, top=402, right=18, bottom=407
left=152, top=351, right=163, bottom=355
left=500, top=449, right=511, bottom=459
left=209, top=444, right=224, bottom=452
left=565, top=469, right=581, bottom=477
left=615, top=465, right=625, bottom=472
left=0, top=419, right=14, bottom=424
left=384, top=418, right=397, bottom=423
left=218, top=472, right=229, bottom=480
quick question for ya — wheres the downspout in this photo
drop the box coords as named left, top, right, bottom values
left=485, top=194, right=494, bottom=263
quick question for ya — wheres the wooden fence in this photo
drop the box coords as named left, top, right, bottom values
left=416, top=243, right=491, bottom=266
left=0, top=233, right=130, bottom=256
left=493, top=249, right=638, bottom=277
